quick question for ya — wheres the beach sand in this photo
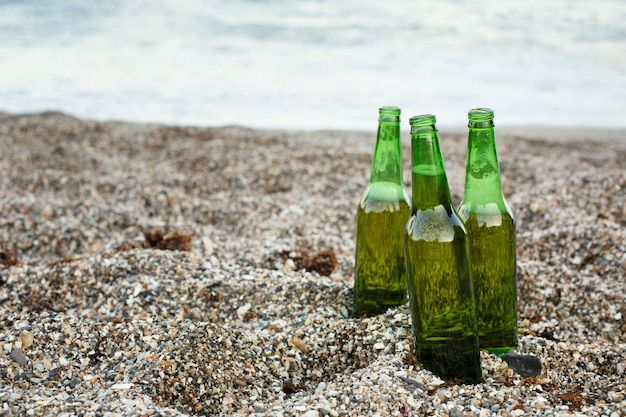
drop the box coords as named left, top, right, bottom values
left=0, top=112, right=625, bottom=416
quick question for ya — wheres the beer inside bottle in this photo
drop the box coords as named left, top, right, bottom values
left=404, top=114, right=482, bottom=383
left=458, top=108, right=518, bottom=353
left=353, top=106, right=410, bottom=317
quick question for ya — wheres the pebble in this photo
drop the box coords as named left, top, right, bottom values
left=111, top=383, right=134, bottom=391
left=290, top=337, right=309, bottom=354
left=236, top=303, right=251, bottom=317
left=9, top=349, right=27, bottom=366
left=19, top=331, right=34, bottom=349
left=499, top=353, right=542, bottom=378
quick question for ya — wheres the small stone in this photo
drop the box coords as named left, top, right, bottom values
left=8, top=393, right=22, bottom=401
left=284, top=259, right=297, bottom=273
left=112, top=383, right=134, bottom=391
left=69, top=376, right=81, bottom=388
left=302, top=411, right=321, bottom=417
left=236, top=303, right=251, bottom=317
left=10, top=349, right=27, bottom=366
left=196, top=285, right=208, bottom=297
left=19, top=330, right=34, bottom=349
left=202, top=237, right=214, bottom=255
left=35, top=363, right=45, bottom=372
left=290, top=337, right=309, bottom=353
left=500, top=353, right=542, bottom=378
left=373, top=342, right=385, bottom=350
left=398, top=376, right=427, bottom=391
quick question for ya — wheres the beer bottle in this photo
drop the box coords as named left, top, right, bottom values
left=404, top=114, right=482, bottom=383
left=353, top=106, right=410, bottom=317
left=458, top=108, right=518, bottom=353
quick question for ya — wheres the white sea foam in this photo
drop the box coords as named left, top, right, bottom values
left=0, top=0, right=624, bottom=130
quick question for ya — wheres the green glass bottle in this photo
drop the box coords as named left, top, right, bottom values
left=404, top=114, right=482, bottom=383
left=353, top=106, right=410, bottom=317
left=458, top=108, right=518, bottom=353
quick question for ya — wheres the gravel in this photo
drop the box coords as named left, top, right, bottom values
left=0, top=112, right=625, bottom=416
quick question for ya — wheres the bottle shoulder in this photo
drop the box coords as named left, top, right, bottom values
left=458, top=200, right=514, bottom=220
left=405, top=205, right=466, bottom=243
left=361, top=181, right=410, bottom=203
left=458, top=206, right=516, bottom=231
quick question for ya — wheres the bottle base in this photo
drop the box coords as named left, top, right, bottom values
left=353, top=288, right=407, bottom=317
left=416, top=336, right=483, bottom=384
left=479, top=331, right=518, bottom=354
left=484, top=346, right=515, bottom=355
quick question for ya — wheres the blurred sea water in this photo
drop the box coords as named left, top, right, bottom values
left=0, top=0, right=625, bottom=130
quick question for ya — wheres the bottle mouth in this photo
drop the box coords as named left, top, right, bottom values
left=379, top=106, right=401, bottom=122
left=409, top=114, right=437, bottom=133
left=409, top=114, right=436, bottom=126
left=468, top=108, right=494, bottom=123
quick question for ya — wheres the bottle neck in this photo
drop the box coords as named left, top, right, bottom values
left=369, top=120, right=403, bottom=185
left=462, top=124, right=504, bottom=206
left=410, top=127, right=453, bottom=210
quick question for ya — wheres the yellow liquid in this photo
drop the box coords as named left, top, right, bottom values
left=353, top=182, right=410, bottom=317
left=459, top=208, right=517, bottom=352
left=404, top=171, right=481, bottom=383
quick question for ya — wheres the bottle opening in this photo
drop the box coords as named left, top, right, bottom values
left=409, top=114, right=437, bottom=133
left=379, top=106, right=401, bottom=122
left=468, top=108, right=495, bottom=125
left=468, top=108, right=494, bottom=120
left=409, top=114, right=436, bottom=126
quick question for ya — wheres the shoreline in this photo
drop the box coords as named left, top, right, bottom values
left=3, top=110, right=626, bottom=143
left=0, top=112, right=624, bottom=416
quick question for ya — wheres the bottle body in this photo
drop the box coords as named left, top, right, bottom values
left=354, top=183, right=410, bottom=316
left=457, top=206, right=517, bottom=352
left=353, top=107, right=410, bottom=317
left=458, top=108, right=518, bottom=353
left=404, top=115, right=481, bottom=383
